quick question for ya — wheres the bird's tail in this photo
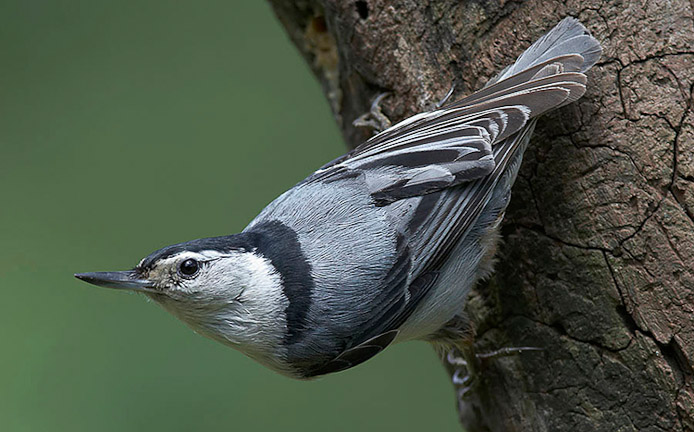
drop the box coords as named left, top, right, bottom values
left=492, top=17, right=602, bottom=84
left=326, top=18, right=601, bottom=208
left=446, top=17, right=602, bottom=135
left=477, top=17, right=602, bottom=184
left=426, top=18, right=602, bottom=265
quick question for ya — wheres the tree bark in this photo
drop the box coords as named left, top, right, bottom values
left=267, top=1, right=694, bottom=430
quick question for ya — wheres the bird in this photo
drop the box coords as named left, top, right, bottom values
left=76, top=17, right=601, bottom=380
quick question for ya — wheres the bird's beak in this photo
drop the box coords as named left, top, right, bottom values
left=75, top=270, right=156, bottom=293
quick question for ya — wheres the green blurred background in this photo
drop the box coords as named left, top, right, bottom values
left=0, top=1, right=459, bottom=431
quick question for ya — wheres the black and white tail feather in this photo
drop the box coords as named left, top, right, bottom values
left=315, top=18, right=600, bottom=207
left=306, top=17, right=601, bottom=376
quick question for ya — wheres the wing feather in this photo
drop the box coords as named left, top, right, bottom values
left=304, top=18, right=601, bottom=375
left=312, top=78, right=582, bottom=204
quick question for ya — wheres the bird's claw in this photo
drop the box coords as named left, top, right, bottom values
left=434, top=84, right=456, bottom=109
left=353, top=84, right=455, bottom=137
left=446, top=350, right=468, bottom=367
left=452, top=368, right=472, bottom=386
left=446, top=348, right=477, bottom=401
left=353, top=92, right=392, bottom=134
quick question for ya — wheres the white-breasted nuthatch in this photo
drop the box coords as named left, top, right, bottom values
left=76, top=18, right=601, bottom=380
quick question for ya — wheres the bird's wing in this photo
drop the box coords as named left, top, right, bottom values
left=311, top=64, right=586, bottom=205
left=399, top=18, right=600, bottom=278
left=405, top=124, right=537, bottom=277
left=306, top=18, right=601, bottom=376
left=306, top=330, right=400, bottom=376
left=308, top=128, right=538, bottom=378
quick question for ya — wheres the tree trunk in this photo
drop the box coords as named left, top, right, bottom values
left=267, top=1, right=694, bottom=430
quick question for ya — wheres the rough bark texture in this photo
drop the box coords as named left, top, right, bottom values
left=268, top=1, right=694, bottom=430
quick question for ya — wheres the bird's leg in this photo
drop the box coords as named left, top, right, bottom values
left=352, top=92, right=392, bottom=134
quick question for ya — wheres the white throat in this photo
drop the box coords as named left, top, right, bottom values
left=151, top=251, right=293, bottom=375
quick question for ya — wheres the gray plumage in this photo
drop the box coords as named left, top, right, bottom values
left=76, top=18, right=601, bottom=379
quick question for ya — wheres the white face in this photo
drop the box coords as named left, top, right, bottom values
left=139, top=250, right=251, bottom=301
left=137, top=249, right=291, bottom=373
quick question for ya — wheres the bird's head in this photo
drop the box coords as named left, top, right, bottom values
left=75, top=235, right=291, bottom=372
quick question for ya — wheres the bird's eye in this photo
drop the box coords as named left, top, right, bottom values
left=179, top=258, right=200, bottom=277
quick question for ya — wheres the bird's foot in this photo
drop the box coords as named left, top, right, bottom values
left=446, top=346, right=542, bottom=400
left=430, top=84, right=456, bottom=110
left=447, top=349, right=477, bottom=400
left=352, top=92, right=392, bottom=134
left=352, top=85, right=455, bottom=136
